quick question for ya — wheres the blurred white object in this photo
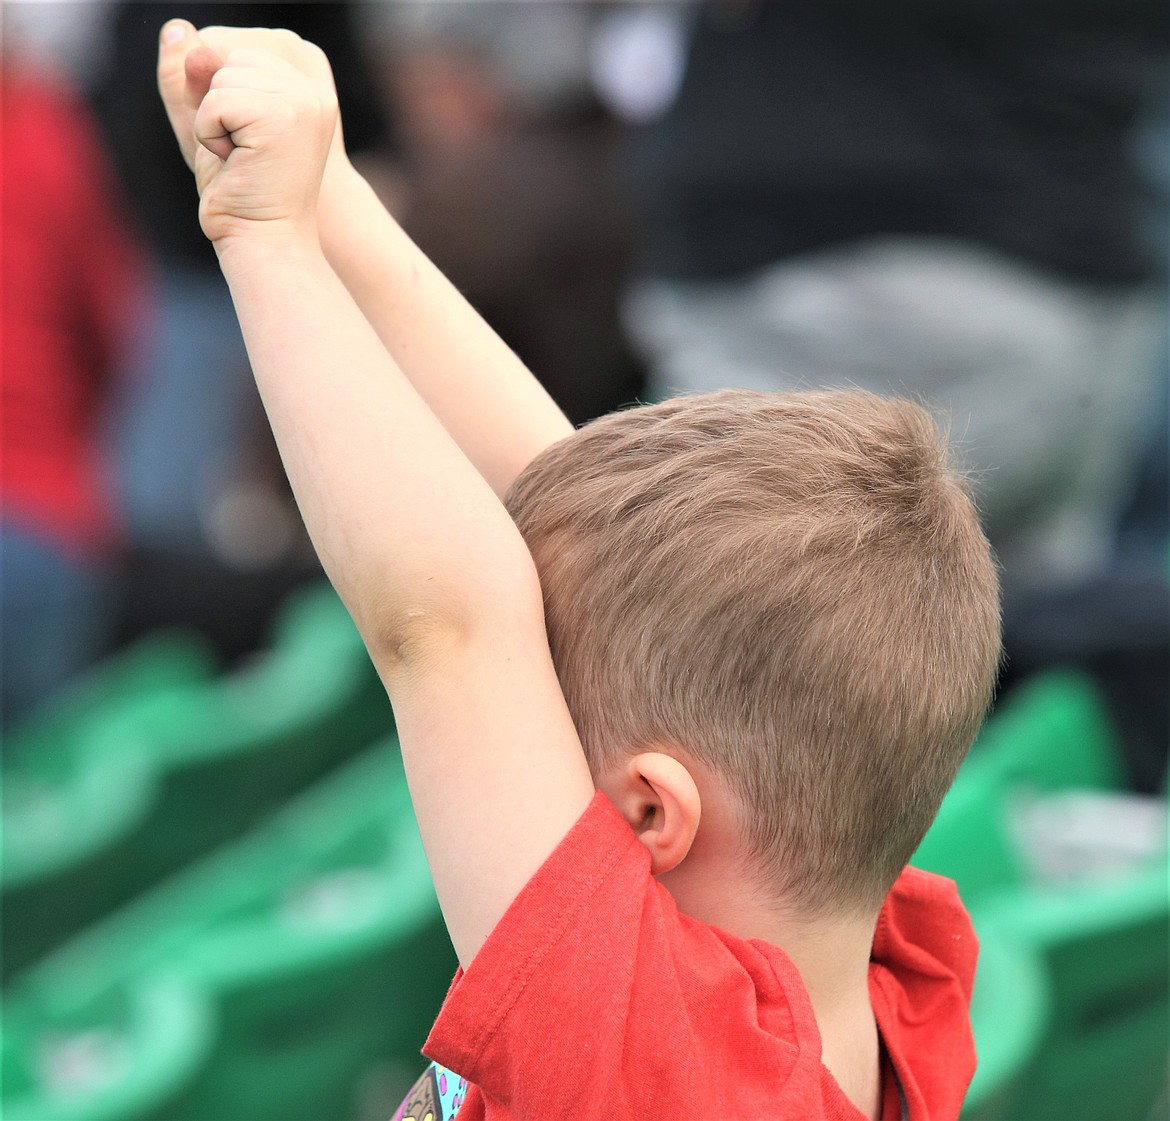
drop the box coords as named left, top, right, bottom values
left=39, top=1028, right=129, bottom=1097
left=203, top=476, right=300, bottom=572
left=626, top=239, right=1163, bottom=596
left=3, top=0, right=113, bottom=84
left=283, top=868, right=386, bottom=933
left=367, top=1, right=593, bottom=111
left=590, top=5, right=694, bottom=124
left=1011, top=790, right=1169, bottom=886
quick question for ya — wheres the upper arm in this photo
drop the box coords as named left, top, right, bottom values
left=370, top=557, right=595, bottom=969
left=211, top=219, right=589, bottom=969
left=315, top=169, right=576, bottom=500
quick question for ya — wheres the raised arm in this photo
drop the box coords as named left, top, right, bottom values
left=171, top=36, right=593, bottom=966
left=158, top=21, right=573, bottom=498
left=315, top=168, right=574, bottom=497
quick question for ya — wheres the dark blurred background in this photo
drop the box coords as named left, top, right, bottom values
left=2, top=3, right=1167, bottom=1120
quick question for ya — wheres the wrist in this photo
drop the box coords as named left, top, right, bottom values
left=213, top=223, right=325, bottom=280
left=318, top=164, right=377, bottom=260
left=320, top=152, right=363, bottom=208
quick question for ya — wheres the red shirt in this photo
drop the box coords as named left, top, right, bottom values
left=1, top=64, right=145, bottom=556
left=422, top=792, right=977, bottom=1121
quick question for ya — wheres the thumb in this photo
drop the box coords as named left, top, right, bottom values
left=158, top=20, right=222, bottom=171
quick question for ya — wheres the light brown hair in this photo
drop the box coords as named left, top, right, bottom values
left=505, top=389, right=1001, bottom=916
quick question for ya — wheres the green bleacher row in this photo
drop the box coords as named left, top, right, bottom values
left=3, top=583, right=394, bottom=981
left=3, top=744, right=455, bottom=1120
left=2, top=586, right=1167, bottom=1121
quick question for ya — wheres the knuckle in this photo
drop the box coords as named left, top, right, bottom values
left=224, top=46, right=271, bottom=69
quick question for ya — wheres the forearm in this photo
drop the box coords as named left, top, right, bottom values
left=318, top=165, right=574, bottom=498
left=217, top=234, right=542, bottom=658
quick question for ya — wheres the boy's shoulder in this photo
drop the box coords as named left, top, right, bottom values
left=420, top=792, right=824, bottom=1116
left=418, top=796, right=980, bottom=1119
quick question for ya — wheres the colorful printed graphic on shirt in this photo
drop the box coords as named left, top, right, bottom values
left=391, top=1061, right=468, bottom=1121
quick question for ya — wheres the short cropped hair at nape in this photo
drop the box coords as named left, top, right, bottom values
left=505, top=390, right=1002, bottom=918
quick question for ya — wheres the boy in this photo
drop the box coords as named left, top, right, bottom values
left=158, top=22, right=1001, bottom=1121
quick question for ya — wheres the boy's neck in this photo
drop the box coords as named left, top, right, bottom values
left=661, top=850, right=880, bottom=1008
left=658, top=808, right=883, bottom=1120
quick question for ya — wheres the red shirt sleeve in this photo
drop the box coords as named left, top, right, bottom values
left=423, top=793, right=862, bottom=1120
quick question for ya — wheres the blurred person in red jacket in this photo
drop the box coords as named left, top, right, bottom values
left=1, top=49, right=146, bottom=728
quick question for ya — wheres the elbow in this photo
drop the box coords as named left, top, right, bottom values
left=357, top=562, right=547, bottom=684
left=367, top=602, right=472, bottom=677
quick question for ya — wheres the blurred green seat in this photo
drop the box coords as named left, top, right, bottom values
left=969, top=669, right=1125, bottom=795
left=974, top=858, right=1170, bottom=1121
left=2, top=583, right=392, bottom=981
left=77, top=581, right=393, bottom=879
left=962, top=928, right=1050, bottom=1120
left=916, top=669, right=1167, bottom=1120
left=2, top=971, right=215, bottom=1121
left=2, top=632, right=217, bottom=980
left=13, top=741, right=456, bottom=1121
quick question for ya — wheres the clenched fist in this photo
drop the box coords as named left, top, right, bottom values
left=158, top=21, right=339, bottom=250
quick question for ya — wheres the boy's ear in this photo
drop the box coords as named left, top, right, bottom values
left=605, top=752, right=701, bottom=875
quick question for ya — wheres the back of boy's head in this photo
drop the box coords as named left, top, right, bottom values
left=505, top=389, right=1001, bottom=918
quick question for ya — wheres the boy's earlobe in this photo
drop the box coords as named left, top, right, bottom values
left=610, top=752, right=701, bottom=876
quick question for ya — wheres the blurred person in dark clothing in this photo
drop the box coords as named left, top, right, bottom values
left=621, top=0, right=1168, bottom=602
left=1, top=46, right=147, bottom=726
